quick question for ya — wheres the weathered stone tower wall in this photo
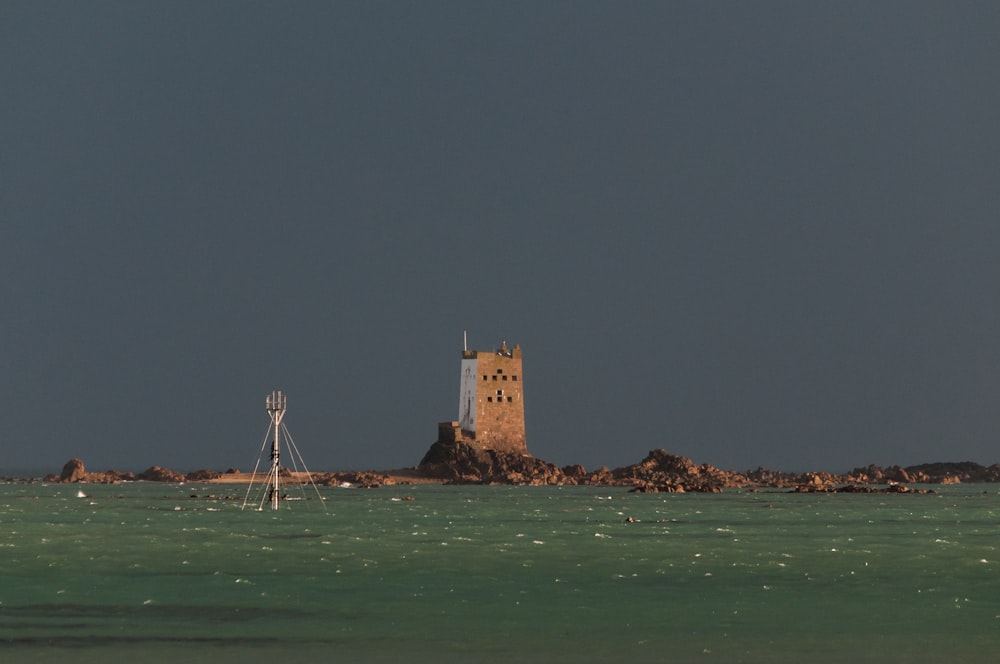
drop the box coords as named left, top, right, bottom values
left=455, top=340, right=527, bottom=455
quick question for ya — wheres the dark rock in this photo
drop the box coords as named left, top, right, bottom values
left=322, top=471, right=389, bottom=488
left=612, top=450, right=744, bottom=493
left=792, top=482, right=935, bottom=495
left=418, top=440, right=567, bottom=485
left=186, top=469, right=222, bottom=481
left=137, top=466, right=185, bottom=483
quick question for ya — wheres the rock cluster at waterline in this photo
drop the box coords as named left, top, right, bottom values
left=40, top=446, right=1000, bottom=494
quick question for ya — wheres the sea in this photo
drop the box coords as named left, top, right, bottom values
left=1, top=481, right=998, bottom=663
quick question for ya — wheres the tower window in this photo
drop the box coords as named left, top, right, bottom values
left=496, top=369, right=503, bottom=374
left=512, top=375, right=518, bottom=381
left=507, top=396, right=513, bottom=403
left=487, top=396, right=493, bottom=402
left=482, top=375, right=487, bottom=381
left=502, top=375, right=508, bottom=381
left=492, top=375, right=498, bottom=381
left=496, top=390, right=503, bottom=396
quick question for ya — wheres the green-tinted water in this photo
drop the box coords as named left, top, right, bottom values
left=2, top=482, right=998, bottom=662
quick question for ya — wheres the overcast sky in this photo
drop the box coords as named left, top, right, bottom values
left=3, top=2, right=999, bottom=475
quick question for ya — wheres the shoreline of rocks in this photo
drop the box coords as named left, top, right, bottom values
left=30, top=447, right=1000, bottom=494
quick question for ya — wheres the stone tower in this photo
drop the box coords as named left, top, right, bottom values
left=453, top=339, right=527, bottom=455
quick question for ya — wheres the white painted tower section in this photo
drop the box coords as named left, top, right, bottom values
left=458, top=357, right=477, bottom=432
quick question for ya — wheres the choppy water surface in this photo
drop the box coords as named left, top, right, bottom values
left=1, top=482, right=999, bottom=662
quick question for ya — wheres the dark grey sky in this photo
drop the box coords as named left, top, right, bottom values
left=3, top=2, right=999, bottom=474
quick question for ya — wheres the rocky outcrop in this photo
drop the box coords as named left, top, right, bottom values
left=856, top=461, right=1000, bottom=484
left=314, top=471, right=391, bottom=488
left=419, top=440, right=567, bottom=485
left=137, top=466, right=185, bottom=483
left=185, top=469, right=222, bottom=482
left=848, top=464, right=923, bottom=484
left=60, top=458, right=87, bottom=482
left=47, top=452, right=984, bottom=492
left=86, top=469, right=136, bottom=483
left=612, top=449, right=748, bottom=492
left=795, top=483, right=934, bottom=495
left=418, top=446, right=748, bottom=491
left=46, top=459, right=134, bottom=484
left=415, top=445, right=945, bottom=493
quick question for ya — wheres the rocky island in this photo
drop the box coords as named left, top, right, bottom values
left=39, top=443, right=1000, bottom=495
